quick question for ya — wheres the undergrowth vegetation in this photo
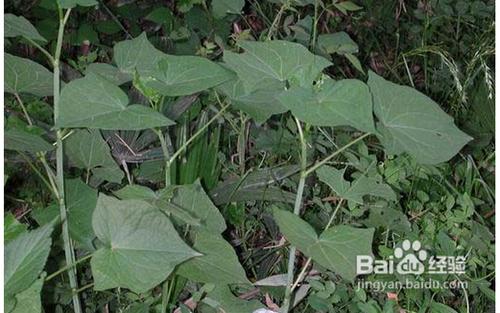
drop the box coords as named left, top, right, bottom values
left=4, top=1, right=495, bottom=313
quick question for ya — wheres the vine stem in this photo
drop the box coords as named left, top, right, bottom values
left=13, top=93, right=33, bottom=125
left=281, top=130, right=370, bottom=312
left=304, top=133, right=371, bottom=176
left=281, top=118, right=308, bottom=313
left=45, top=254, right=93, bottom=282
left=53, top=7, right=83, bottom=313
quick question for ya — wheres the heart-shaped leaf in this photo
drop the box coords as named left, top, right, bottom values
left=278, top=78, right=375, bottom=132
left=5, top=54, right=53, bottom=97
left=91, top=194, right=199, bottom=293
left=5, top=14, right=46, bottom=42
left=274, top=209, right=374, bottom=281
left=114, top=33, right=167, bottom=77
left=65, top=129, right=123, bottom=183
left=5, top=224, right=53, bottom=309
left=57, top=73, right=174, bottom=130
left=5, top=129, right=53, bottom=153
left=368, top=71, right=472, bottom=164
left=317, top=165, right=397, bottom=204
left=145, top=56, right=235, bottom=96
left=224, top=40, right=331, bottom=91
left=177, top=229, right=251, bottom=284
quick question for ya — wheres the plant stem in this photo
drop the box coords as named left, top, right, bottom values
left=45, top=254, right=93, bottom=282
left=281, top=118, right=308, bottom=313
left=53, top=7, right=83, bottom=313
left=282, top=130, right=370, bottom=312
left=13, top=93, right=33, bottom=125
left=304, top=133, right=370, bottom=176
left=155, top=128, right=171, bottom=187
left=24, top=37, right=55, bottom=65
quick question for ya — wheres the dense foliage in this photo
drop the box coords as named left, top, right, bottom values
left=4, top=1, right=494, bottom=313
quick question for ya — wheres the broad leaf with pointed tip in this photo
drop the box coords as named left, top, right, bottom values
left=57, top=73, right=174, bottom=130
left=65, top=179, right=98, bottom=249
left=171, top=180, right=226, bottom=233
left=217, top=79, right=287, bottom=124
left=5, top=54, right=53, bottom=97
left=91, top=195, right=199, bottom=293
left=274, top=209, right=374, bottom=281
left=65, top=129, right=123, bottom=183
left=86, top=63, right=132, bottom=85
left=10, top=275, right=45, bottom=313
left=177, top=229, right=250, bottom=284
left=278, top=78, right=375, bottom=132
left=368, top=71, right=472, bottom=164
left=5, top=129, right=53, bottom=153
left=5, top=14, right=46, bottom=42
left=224, top=40, right=331, bottom=91
left=144, top=56, right=235, bottom=96
left=317, top=166, right=397, bottom=204
left=113, top=185, right=201, bottom=226
left=5, top=224, right=53, bottom=310
left=114, top=33, right=167, bottom=77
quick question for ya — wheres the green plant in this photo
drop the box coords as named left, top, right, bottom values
left=4, top=1, right=493, bottom=313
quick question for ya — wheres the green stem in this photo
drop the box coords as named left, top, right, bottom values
left=18, top=152, right=55, bottom=197
left=155, top=128, right=171, bottom=187
left=13, top=93, right=33, bottom=126
left=304, top=133, right=371, bottom=176
left=281, top=118, right=308, bottom=313
left=45, top=254, right=93, bottom=282
left=54, top=7, right=82, bottom=313
left=281, top=130, right=370, bottom=312
left=24, top=37, right=55, bottom=65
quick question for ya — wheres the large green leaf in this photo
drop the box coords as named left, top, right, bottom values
left=91, top=194, right=199, bottom=293
left=30, top=179, right=98, bottom=250
left=5, top=129, right=53, bottom=153
left=144, top=56, right=235, bottom=96
left=57, top=73, right=174, bottom=130
left=177, top=229, right=250, bottom=284
left=86, top=63, right=132, bottom=85
left=5, top=14, right=46, bottom=42
left=274, top=209, right=374, bottom=281
left=10, top=276, right=44, bottom=313
left=317, top=32, right=358, bottom=55
left=223, top=40, right=331, bottom=91
left=217, top=79, right=287, bottom=124
left=114, top=33, right=167, bottom=77
left=113, top=185, right=201, bottom=226
left=171, top=180, right=226, bottom=233
left=5, top=224, right=53, bottom=309
left=368, top=71, right=472, bottom=164
left=65, top=179, right=98, bottom=249
left=278, top=78, right=375, bottom=132
left=5, top=54, right=53, bottom=97
left=65, top=129, right=123, bottom=183
left=316, top=166, right=397, bottom=204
